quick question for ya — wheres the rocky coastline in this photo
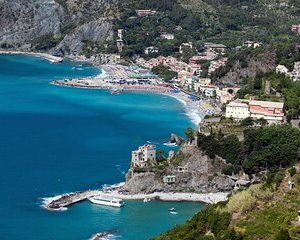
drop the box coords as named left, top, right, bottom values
left=44, top=144, right=235, bottom=211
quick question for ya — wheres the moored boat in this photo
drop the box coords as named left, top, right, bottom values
left=88, top=195, right=124, bottom=207
left=168, top=208, right=178, bottom=214
left=111, top=88, right=123, bottom=95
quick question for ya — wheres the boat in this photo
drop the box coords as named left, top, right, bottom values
left=143, top=198, right=151, bottom=203
left=88, top=195, right=125, bottom=208
left=111, top=88, right=123, bottom=95
left=169, top=208, right=178, bottom=214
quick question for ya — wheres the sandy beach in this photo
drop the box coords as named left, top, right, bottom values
left=52, top=75, right=219, bottom=126
left=0, top=51, right=219, bottom=124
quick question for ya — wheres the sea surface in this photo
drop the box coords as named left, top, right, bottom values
left=0, top=54, right=204, bottom=240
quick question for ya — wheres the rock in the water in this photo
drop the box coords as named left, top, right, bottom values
left=170, top=133, right=185, bottom=145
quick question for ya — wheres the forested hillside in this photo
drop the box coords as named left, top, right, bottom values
left=104, top=0, right=300, bottom=58
left=1, top=0, right=299, bottom=58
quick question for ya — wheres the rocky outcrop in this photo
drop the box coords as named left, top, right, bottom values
left=0, top=0, right=117, bottom=55
left=170, top=133, right=185, bottom=146
left=217, top=51, right=277, bottom=85
left=122, top=145, right=235, bottom=194
left=51, top=18, right=114, bottom=56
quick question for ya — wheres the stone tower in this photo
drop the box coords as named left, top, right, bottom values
left=265, top=80, right=271, bottom=95
left=116, top=29, right=124, bottom=53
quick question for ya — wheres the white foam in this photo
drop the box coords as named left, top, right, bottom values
left=102, top=182, right=125, bottom=191
left=90, top=232, right=119, bottom=240
left=40, top=192, right=74, bottom=211
left=163, top=142, right=177, bottom=147
left=171, top=94, right=187, bottom=106
left=96, top=68, right=107, bottom=78
left=186, top=108, right=202, bottom=126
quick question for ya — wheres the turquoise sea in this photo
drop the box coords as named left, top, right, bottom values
left=0, top=54, right=204, bottom=240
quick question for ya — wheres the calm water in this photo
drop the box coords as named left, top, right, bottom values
left=0, top=55, right=204, bottom=240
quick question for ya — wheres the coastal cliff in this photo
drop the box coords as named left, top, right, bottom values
left=122, top=144, right=235, bottom=194
left=0, top=0, right=117, bottom=56
left=212, top=50, right=277, bottom=85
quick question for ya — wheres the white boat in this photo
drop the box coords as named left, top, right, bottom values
left=111, top=88, right=123, bottom=95
left=169, top=208, right=178, bottom=214
left=143, top=198, right=151, bottom=203
left=88, top=195, right=125, bottom=208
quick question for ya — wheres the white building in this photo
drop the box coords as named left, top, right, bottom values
left=131, top=144, right=156, bottom=168
left=160, top=33, right=174, bottom=40
left=249, top=100, right=285, bottom=122
left=144, top=46, right=159, bottom=55
left=199, top=78, right=211, bottom=86
left=288, top=62, right=300, bottom=81
left=243, top=41, right=263, bottom=48
left=225, top=100, right=250, bottom=119
left=163, top=175, right=176, bottom=184
left=179, top=42, right=193, bottom=54
left=276, top=65, right=289, bottom=75
left=193, top=78, right=212, bottom=92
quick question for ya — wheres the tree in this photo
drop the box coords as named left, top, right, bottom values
left=256, top=118, right=268, bottom=127
left=156, top=150, right=167, bottom=162
left=274, top=229, right=291, bottom=240
left=240, top=117, right=254, bottom=127
left=152, top=64, right=178, bottom=81
left=185, top=127, right=195, bottom=143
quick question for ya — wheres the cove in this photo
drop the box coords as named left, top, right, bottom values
left=0, top=54, right=204, bottom=240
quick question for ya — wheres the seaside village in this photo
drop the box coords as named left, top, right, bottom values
left=87, top=13, right=300, bottom=192
left=59, top=18, right=300, bottom=125
left=58, top=14, right=299, bottom=168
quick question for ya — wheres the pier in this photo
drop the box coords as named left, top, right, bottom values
left=46, top=190, right=101, bottom=210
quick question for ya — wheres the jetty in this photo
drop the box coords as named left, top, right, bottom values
left=46, top=190, right=101, bottom=210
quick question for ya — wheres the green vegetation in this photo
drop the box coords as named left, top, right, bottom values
left=238, top=71, right=300, bottom=120
left=111, top=0, right=300, bottom=59
left=155, top=203, right=243, bottom=240
left=197, top=125, right=300, bottom=174
left=156, top=169, right=300, bottom=240
left=152, top=64, right=178, bottom=81
left=32, top=33, right=63, bottom=51
left=185, top=127, right=195, bottom=143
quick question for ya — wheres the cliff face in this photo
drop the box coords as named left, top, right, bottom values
left=0, top=0, right=118, bottom=56
left=122, top=145, right=235, bottom=194
left=216, top=51, right=277, bottom=85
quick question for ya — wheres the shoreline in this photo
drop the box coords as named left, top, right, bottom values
left=43, top=187, right=229, bottom=211
left=0, top=51, right=218, bottom=125
left=51, top=80, right=217, bottom=126
left=0, top=50, right=63, bottom=63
